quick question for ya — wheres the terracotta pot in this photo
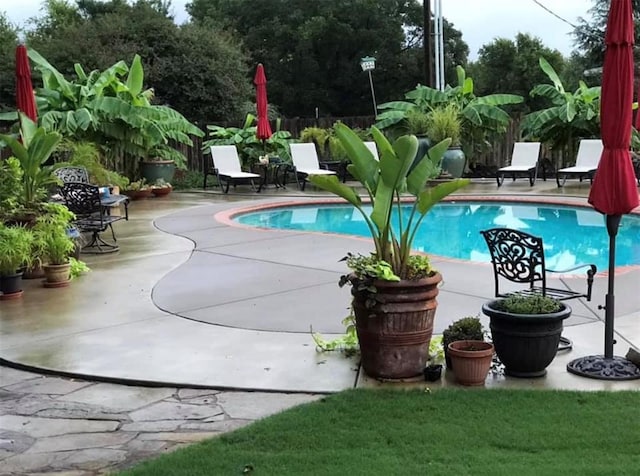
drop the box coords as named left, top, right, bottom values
left=123, top=189, right=153, bottom=200
left=447, top=340, right=494, bottom=386
left=23, top=263, right=46, bottom=280
left=352, top=273, right=441, bottom=379
left=151, top=186, right=172, bottom=197
left=43, top=262, right=71, bottom=287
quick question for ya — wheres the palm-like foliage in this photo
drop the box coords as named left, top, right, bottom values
left=521, top=57, right=601, bottom=156
left=375, top=66, right=523, bottom=158
left=309, top=124, right=469, bottom=279
left=0, top=113, right=61, bottom=210
left=203, top=114, right=293, bottom=167
left=26, top=49, right=203, bottom=176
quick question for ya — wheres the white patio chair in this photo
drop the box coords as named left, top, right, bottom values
left=556, top=139, right=603, bottom=187
left=363, top=141, right=379, bottom=160
left=205, top=145, right=261, bottom=193
left=289, top=142, right=336, bottom=190
left=497, top=142, right=542, bottom=187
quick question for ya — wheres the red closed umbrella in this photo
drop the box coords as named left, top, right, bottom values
left=15, top=43, right=38, bottom=123
left=568, top=0, right=640, bottom=380
left=254, top=63, right=272, bottom=141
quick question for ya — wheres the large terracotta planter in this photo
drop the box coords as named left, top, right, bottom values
left=447, top=340, right=494, bottom=386
left=482, top=299, right=572, bottom=378
left=351, top=273, right=441, bottom=379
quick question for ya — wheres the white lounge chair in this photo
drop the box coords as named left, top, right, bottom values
left=289, top=142, right=336, bottom=190
left=497, top=142, right=542, bottom=187
left=205, top=145, right=261, bottom=193
left=556, top=139, right=603, bottom=187
left=363, top=141, right=379, bottom=160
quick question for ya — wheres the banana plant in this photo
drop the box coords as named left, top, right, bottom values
left=375, top=66, right=523, bottom=159
left=308, top=123, right=469, bottom=280
left=521, top=57, right=601, bottom=157
left=0, top=113, right=61, bottom=209
left=21, top=49, right=202, bottom=174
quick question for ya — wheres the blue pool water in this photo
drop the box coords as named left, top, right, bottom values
left=234, top=202, right=640, bottom=270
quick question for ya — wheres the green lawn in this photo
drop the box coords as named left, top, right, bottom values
left=118, top=388, right=640, bottom=476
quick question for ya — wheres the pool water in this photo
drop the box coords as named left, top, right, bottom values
left=234, top=202, right=640, bottom=270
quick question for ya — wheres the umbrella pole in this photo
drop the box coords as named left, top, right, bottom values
left=566, top=214, right=640, bottom=380
left=603, top=214, right=620, bottom=359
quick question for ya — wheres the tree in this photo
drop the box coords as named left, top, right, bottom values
left=471, top=33, right=564, bottom=114
left=0, top=13, right=19, bottom=113
left=25, top=0, right=251, bottom=123
left=573, top=0, right=640, bottom=68
left=187, top=0, right=451, bottom=117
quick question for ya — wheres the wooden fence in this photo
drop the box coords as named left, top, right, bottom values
left=178, top=114, right=574, bottom=175
left=2, top=115, right=574, bottom=173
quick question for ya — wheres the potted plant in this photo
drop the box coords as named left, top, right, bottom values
left=151, top=178, right=173, bottom=197
left=0, top=113, right=62, bottom=222
left=426, top=104, right=465, bottom=178
left=482, top=294, right=572, bottom=377
left=123, top=179, right=152, bottom=200
left=0, top=223, right=34, bottom=299
left=308, top=124, right=469, bottom=379
left=33, top=204, right=76, bottom=287
left=442, top=316, right=485, bottom=369
left=447, top=340, right=494, bottom=386
left=424, top=335, right=444, bottom=382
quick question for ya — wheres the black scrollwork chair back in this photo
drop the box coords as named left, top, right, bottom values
left=61, top=182, right=123, bottom=254
left=480, top=227, right=597, bottom=301
left=54, top=166, right=90, bottom=184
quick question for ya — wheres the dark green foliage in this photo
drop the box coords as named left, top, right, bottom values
left=495, top=295, right=563, bottom=315
left=573, top=0, right=640, bottom=70
left=118, top=389, right=640, bottom=476
left=187, top=0, right=468, bottom=117
left=25, top=1, right=251, bottom=124
left=442, top=316, right=484, bottom=351
left=171, top=169, right=205, bottom=190
left=0, top=13, right=19, bottom=113
left=471, top=33, right=565, bottom=114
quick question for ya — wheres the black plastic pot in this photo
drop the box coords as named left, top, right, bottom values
left=482, top=299, right=572, bottom=378
left=423, top=364, right=443, bottom=382
left=0, top=271, right=24, bottom=296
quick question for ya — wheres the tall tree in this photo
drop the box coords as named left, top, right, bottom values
left=0, top=13, right=19, bottom=113
left=26, top=0, right=251, bottom=123
left=471, top=33, right=564, bottom=113
left=573, top=0, right=640, bottom=68
left=187, top=0, right=459, bottom=117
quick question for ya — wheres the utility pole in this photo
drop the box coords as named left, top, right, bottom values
left=423, top=0, right=433, bottom=87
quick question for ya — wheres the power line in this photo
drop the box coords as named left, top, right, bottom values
left=531, top=0, right=579, bottom=30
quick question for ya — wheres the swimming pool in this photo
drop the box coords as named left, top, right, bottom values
left=234, top=202, right=640, bottom=270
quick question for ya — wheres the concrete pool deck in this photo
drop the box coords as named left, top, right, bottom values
left=2, top=179, right=639, bottom=393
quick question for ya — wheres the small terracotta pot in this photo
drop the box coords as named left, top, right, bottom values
left=43, top=263, right=71, bottom=288
left=447, top=340, right=494, bottom=386
left=151, top=186, right=172, bottom=197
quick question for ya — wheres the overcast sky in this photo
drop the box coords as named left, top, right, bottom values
left=3, top=0, right=594, bottom=60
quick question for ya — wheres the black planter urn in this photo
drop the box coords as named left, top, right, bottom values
left=482, top=299, right=572, bottom=378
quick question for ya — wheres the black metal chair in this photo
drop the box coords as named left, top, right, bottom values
left=54, top=166, right=90, bottom=184
left=480, top=227, right=597, bottom=351
left=61, top=182, right=125, bottom=254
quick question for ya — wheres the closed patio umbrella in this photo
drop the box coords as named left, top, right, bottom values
left=15, top=43, right=37, bottom=123
left=567, top=0, right=640, bottom=380
left=254, top=63, right=272, bottom=141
